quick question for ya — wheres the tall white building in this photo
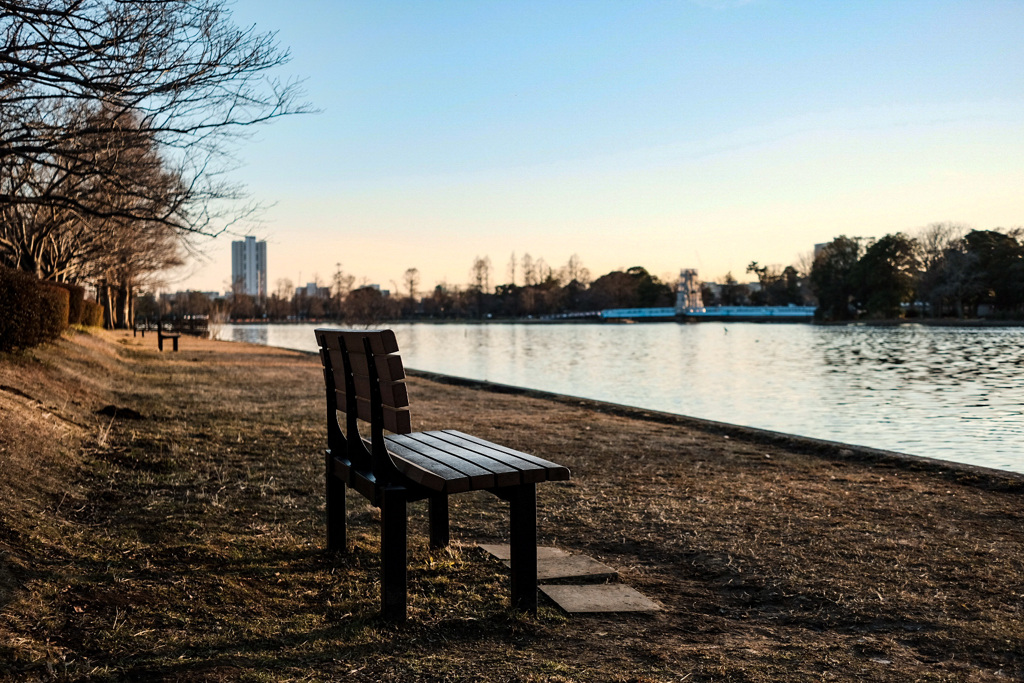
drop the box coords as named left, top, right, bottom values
left=231, top=236, right=267, bottom=299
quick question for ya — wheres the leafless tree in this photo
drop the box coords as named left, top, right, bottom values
left=916, top=222, right=971, bottom=316
left=533, top=256, right=552, bottom=284
left=917, top=222, right=969, bottom=272
left=274, top=277, right=294, bottom=300
left=470, top=255, right=491, bottom=294
left=794, top=250, right=816, bottom=277
left=403, top=267, right=419, bottom=300
left=1, top=105, right=191, bottom=325
left=520, top=253, right=535, bottom=286
left=344, top=286, right=395, bottom=327
left=1, top=0, right=307, bottom=236
left=94, top=214, right=186, bottom=327
left=931, top=247, right=980, bottom=318
left=561, top=253, right=590, bottom=285
left=331, top=265, right=355, bottom=301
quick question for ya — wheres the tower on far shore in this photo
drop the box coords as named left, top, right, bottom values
left=676, top=268, right=703, bottom=311
left=231, top=236, right=267, bottom=299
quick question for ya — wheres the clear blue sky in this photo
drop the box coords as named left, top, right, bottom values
left=178, top=0, right=1024, bottom=294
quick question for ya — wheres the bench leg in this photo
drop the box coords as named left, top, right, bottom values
left=325, top=455, right=346, bottom=552
left=508, top=484, right=538, bottom=614
left=380, top=487, right=407, bottom=621
left=428, top=496, right=449, bottom=549
left=158, top=335, right=163, bottom=352
left=172, top=336, right=178, bottom=352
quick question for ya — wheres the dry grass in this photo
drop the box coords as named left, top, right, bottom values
left=1, top=328, right=1022, bottom=681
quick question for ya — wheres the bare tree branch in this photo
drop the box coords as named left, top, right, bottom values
left=1, top=0, right=309, bottom=236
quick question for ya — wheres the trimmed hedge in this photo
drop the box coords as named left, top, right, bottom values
left=0, top=266, right=71, bottom=351
left=82, top=300, right=104, bottom=327
left=52, top=282, right=86, bottom=325
left=39, top=285, right=70, bottom=340
left=0, top=266, right=37, bottom=350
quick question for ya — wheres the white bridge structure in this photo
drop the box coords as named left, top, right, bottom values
left=600, top=269, right=817, bottom=322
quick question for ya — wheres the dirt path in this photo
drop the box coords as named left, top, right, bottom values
left=2, top=329, right=1022, bottom=681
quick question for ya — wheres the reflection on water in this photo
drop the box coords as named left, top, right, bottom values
left=221, top=322, right=1024, bottom=474
left=228, top=326, right=268, bottom=345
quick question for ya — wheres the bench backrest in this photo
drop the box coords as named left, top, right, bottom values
left=314, top=329, right=411, bottom=477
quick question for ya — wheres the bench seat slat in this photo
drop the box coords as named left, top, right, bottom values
left=326, top=348, right=346, bottom=380
left=383, top=406, right=411, bottom=434
left=321, top=329, right=399, bottom=355
left=384, top=439, right=473, bottom=493
left=358, top=329, right=399, bottom=354
left=439, top=430, right=571, bottom=481
left=346, top=350, right=406, bottom=382
left=387, top=435, right=497, bottom=489
left=377, top=355, right=406, bottom=382
left=350, top=374, right=409, bottom=408
left=343, top=349, right=370, bottom=376
left=385, top=431, right=569, bottom=491
left=335, top=391, right=411, bottom=433
left=427, top=431, right=548, bottom=484
left=398, top=432, right=523, bottom=488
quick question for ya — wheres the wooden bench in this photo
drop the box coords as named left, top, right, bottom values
left=315, top=328, right=570, bottom=621
left=157, top=321, right=179, bottom=352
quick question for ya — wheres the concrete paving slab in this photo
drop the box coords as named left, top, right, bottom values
left=535, top=555, right=618, bottom=582
left=477, top=544, right=570, bottom=561
left=540, top=584, right=662, bottom=614
left=478, top=544, right=618, bottom=581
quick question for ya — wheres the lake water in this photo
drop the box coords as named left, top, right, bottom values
left=219, top=322, right=1024, bottom=475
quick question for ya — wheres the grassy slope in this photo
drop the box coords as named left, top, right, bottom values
left=1, top=329, right=1022, bottom=682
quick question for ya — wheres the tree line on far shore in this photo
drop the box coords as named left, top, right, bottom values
left=151, top=222, right=1024, bottom=324
left=3, top=4, right=1021, bottom=338
left=149, top=255, right=681, bottom=323
left=812, top=224, right=1024, bottom=321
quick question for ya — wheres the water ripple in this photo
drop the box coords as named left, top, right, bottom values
left=222, top=322, right=1024, bottom=474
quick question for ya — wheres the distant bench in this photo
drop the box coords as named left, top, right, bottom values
left=134, top=317, right=207, bottom=347
left=315, top=328, right=570, bottom=621
left=157, top=321, right=179, bottom=352
left=133, top=318, right=179, bottom=351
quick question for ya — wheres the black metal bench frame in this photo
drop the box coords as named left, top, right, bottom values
left=157, top=321, right=179, bottom=352
left=315, top=328, right=570, bottom=621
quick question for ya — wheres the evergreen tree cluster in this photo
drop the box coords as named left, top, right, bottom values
left=811, top=225, right=1024, bottom=321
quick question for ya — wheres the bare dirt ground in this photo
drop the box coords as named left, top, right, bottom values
left=1, top=328, right=1022, bottom=682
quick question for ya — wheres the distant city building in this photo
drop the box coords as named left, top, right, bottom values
left=231, top=236, right=267, bottom=299
left=296, top=282, right=330, bottom=298
left=163, top=290, right=223, bottom=301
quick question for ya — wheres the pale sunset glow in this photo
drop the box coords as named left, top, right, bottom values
left=178, top=0, right=1024, bottom=292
